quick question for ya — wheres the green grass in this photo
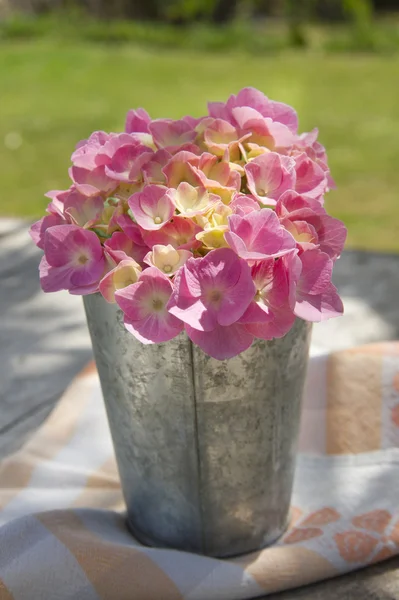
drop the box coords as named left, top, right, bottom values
left=1, top=40, right=399, bottom=252
left=0, top=13, right=294, bottom=54
left=1, top=12, right=399, bottom=54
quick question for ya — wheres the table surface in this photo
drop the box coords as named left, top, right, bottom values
left=1, top=219, right=399, bottom=599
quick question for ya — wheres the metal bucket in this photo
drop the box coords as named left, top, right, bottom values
left=84, top=293, right=311, bottom=557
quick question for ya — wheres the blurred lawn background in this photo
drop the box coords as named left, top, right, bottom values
left=1, top=0, right=399, bottom=251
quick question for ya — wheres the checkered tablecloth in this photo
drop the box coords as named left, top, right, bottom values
left=0, top=342, right=399, bottom=599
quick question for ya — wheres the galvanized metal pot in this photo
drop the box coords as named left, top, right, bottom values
left=84, top=293, right=311, bottom=558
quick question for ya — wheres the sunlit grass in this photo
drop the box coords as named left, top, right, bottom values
left=1, top=40, right=398, bottom=251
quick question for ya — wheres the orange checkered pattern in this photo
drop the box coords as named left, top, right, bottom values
left=0, top=342, right=398, bottom=599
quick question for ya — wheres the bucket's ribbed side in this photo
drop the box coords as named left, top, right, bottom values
left=83, top=293, right=311, bottom=557
left=83, top=293, right=204, bottom=553
left=192, top=318, right=311, bottom=557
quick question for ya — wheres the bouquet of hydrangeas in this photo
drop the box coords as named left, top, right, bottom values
left=30, top=87, right=346, bottom=360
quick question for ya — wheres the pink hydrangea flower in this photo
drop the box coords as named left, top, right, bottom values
left=99, top=198, right=127, bottom=237
left=72, top=131, right=111, bottom=170
left=230, top=193, right=260, bottom=216
left=163, top=151, right=204, bottom=188
left=241, top=255, right=298, bottom=340
left=32, top=87, right=345, bottom=358
left=125, top=108, right=152, bottom=134
left=293, top=129, right=335, bottom=191
left=44, top=189, right=70, bottom=217
left=174, top=183, right=218, bottom=217
left=116, top=214, right=147, bottom=245
left=30, top=212, right=66, bottom=250
left=225, top=208, right=296, bottom=260
left=128, top=185, right=176, bottom=231
left=231, top=106, right=294, bottom=149
left=245, top=152, right=296, bottom=205
left=182, top=115, right=205, bottom=129
left=63, top=188, right=104, bottom=228
left=104, top=231, right=149, bottom=265
left=149, top=119, right=197, bottom=153
left=124, top=109, right=154, bottom=148
left=44, top=190, right=69, bottom=217
left=294, top=249, right=343, bottom=321
left=202, top=119, right=239, bottom=157
left=142, top=215, right=202, bottom=251
left=292, top=152, right=327, bottom=200
left=104, top=142, right=153, bottom=182
left=69, top=165, right=117, bottom=197
left=142, top=149, right=171, bottom=185
left=39, top=225, right=105, bottom=294
left=115, top=268, right=183, bottom=344
left=185, top=322, right=254, bottom=360
left=99, top=259, right=142, bottom=303
left=208, top=87, right=298, bottom=134
left=144, top=244, right=192, bottom=276
left=168, top=248, right=255, bottom=332
left=295, top=128, right=318, bottom=148
left=276, top=191, right=347, bottom=259
left=94, top=133, right=144, bottom=164
left=198, top=156, right=241, bottom=195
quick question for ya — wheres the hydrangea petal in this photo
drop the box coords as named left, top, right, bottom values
left=225, top=209, right=296, bottom=260
left=39, top=256, right=73, bottom=293
left=115, top=267, right=183, bottom=343
left=95, top=133, right=143, bottom=166
left=297, top=249, right=333, bottom=295
left=295, top=282, right=344, bottom=322
left=294, top=249, right=343, bottom=321
left=276, top=191, right=347, bottom=259
left=116, top=215, right=146, bottom=245
left=245, top=152, right=296, bottom=205
left=29, top=213, right=66, bottom=250
left=162, top=151, right=204, bottom=188
left=175, top=183, right=218, bottom=217
left=125, top=108, right=151, bottom=134
left=128, top=185, right=176, bottom=231
left=230, top=193, right=260, bottom=216
left=143, top=244, right=192, bottom=276
left=203, top=119, right=239, bottom=157
left=142, top=216, right=202, bottom=251
left=196, top=227, right=229, bottom=250
left=104, top=231, right=149, bottom=265
left=99, top=259, right=141, bottom=303
left=220, top=87, right=299, bottom=134
left=149, top=119, right=197, bottom=151
left=168, top=248, right=255, bottom=331
left=40, top=225, right=105, bottom=293
left=232, top=107, right=294, bottom=149
left=63, top=190, right=104, bottom=228
left=105, top=144, right=153, bottom=182
left=294, top=152, right=327, bottom=199
left=142, top=149, right=171, bottom=185
left=245, top=310, right=296, bottom=340
left=70, top=165, right=117, bottom=196
left=71, top=131, right=111, bottom=170
left=239, top=256, right=298, bottom=339
left=186, top=323, right=254, bottom=360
